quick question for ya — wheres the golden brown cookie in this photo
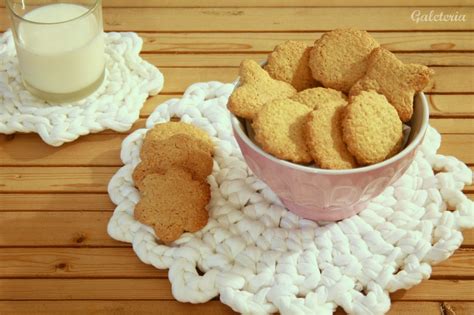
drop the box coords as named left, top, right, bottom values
left=349, top=47, right=434, bottom=122
left=134, top=168, right=210, bottom=244
left=291, top=87, right=347, bottom=110
left=309, top=29, right=379, bottom=93
left=133, top=134, right=213, bottom=186
left=253, top=99, right=312, bottom=163
left=264, top=40, right=318, bottom=91
left=342, top=91, right=403, bottom=165
left=305, top=104, right=357, bottom=170
left=144, top=122, right=214, bottom=155
left=228, top=60, right=297, bottom=120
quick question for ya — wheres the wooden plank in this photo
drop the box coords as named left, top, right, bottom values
left=428, top=95, right=474, bottom=117
left=0, top=247, right=471, bottom=278
left=0, top=212, right=124, bottom=247
left=2, top=0, right=472, bottom=7
left=390, top=280, right=474, bottom=301
left=0, top=194, right=114, bottom=211
left=1, top=192, right=471, bottom=212
left=2, top=8, right=474, bottom=32
left=143, top=94, right=474, bottom=117
left=154, top=67, right=473, bottom=94
left=432, top=248, right=474, bottom=278
left=0, top=211, right=470, bottom=247
left=0, top=133, right=471, bottom=167
left=442, top=302, right=474, bottom=315
left=139, top=32, right=474, bottom=52
left=0, top=134, right=125, bottom=167
left=145, top=52, right=474, bottom=67
left=0, top=279, right=471, bottom=300
left=0, top=300, right=236, bottom=315
left=0, top=167, right=116, bottom=193
left=438, top=134, right=474, bottom=164
left=0, top=211, right=471, bottom=247
left=430, top=119, right=474, bottom=134
left=0, top=301, right=444, bottom=315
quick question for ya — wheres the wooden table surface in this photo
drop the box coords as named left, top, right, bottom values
left=0, top=1, right=473, bottom=314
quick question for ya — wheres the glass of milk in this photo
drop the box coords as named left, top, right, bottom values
left=7, top=0, right=105, bottom=103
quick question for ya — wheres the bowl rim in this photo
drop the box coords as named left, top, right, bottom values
left=231, top=92, right=430, bottom=175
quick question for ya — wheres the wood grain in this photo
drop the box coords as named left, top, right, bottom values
left=0, top=247, right=471, bottom=278
left=0, top=279, right=472, bottom=300
left=2, top=7, right=474, bottom=32
left=138, top=32, right=474, bottom=53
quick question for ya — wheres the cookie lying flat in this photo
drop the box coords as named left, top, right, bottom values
left=342, top=91, right=403, bottom=165
left=305, top=104, right=357, bottom=169
left=291, top=87, right=347, bottom=110
left=133, top=134, right=213, bottom=186
left=350, top=47, right=434, bottom=122
left=264, top=40, right=318, bottom=91
left=228, top=60, right=297, bottom=120
left=144, top=121, right=214, bottom=155
left=134, top=168, right=210, bottom=244
left=309, top=29, right=379, bottom=93
left=253, top=99, right=312, bottom=163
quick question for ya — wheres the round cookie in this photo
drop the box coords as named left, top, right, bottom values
left=264, top=40, right=318, bottom=91
left=305, top=104, right=357, bottom=170
left=291, top=87, right=347, bottom=110
left=144, top=121, right=214, bottom=155
left=228, top=59, right=297, bottom=120
left=342, top=91, right=403, bottom=165
left=134, top=167, right=210, bottom=244
left=309, top=29, right=379, bottom=93
left=133, top=134, right=213, bottom=186
left=253, top=99, right=312, bottom=163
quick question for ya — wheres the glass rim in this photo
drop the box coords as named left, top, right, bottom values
left=6, top=0, right=101, bottom=25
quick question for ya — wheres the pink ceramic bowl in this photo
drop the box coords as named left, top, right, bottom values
left=230, top=92, right=429, bottom=221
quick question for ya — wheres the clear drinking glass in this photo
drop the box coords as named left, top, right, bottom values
left=6, top=0, right=105, bottom=103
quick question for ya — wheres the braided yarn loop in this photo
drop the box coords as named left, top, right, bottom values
left=0, top=30, right=163, bottom=146
left=108, top=81, right=473, bottom=315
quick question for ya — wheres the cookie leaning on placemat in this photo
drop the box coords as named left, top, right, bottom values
left=132, top=121, right=214, bottom=244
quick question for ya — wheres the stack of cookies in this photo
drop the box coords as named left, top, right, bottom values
left=228, top=29, right=434, bottom=169
left=132, top=121, right=214, bottom=244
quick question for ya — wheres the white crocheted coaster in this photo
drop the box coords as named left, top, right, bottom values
left=107, top=82, right=473, bottom=315
left=0, top=30, right=163, bottom=146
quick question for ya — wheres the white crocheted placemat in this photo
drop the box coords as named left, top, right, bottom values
left=107, top=82, right=473, bottom=315
left=0, top=29, right=163, bottom=146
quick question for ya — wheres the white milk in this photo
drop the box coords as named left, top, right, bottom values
left=16, top=3, right=104, bottom=94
